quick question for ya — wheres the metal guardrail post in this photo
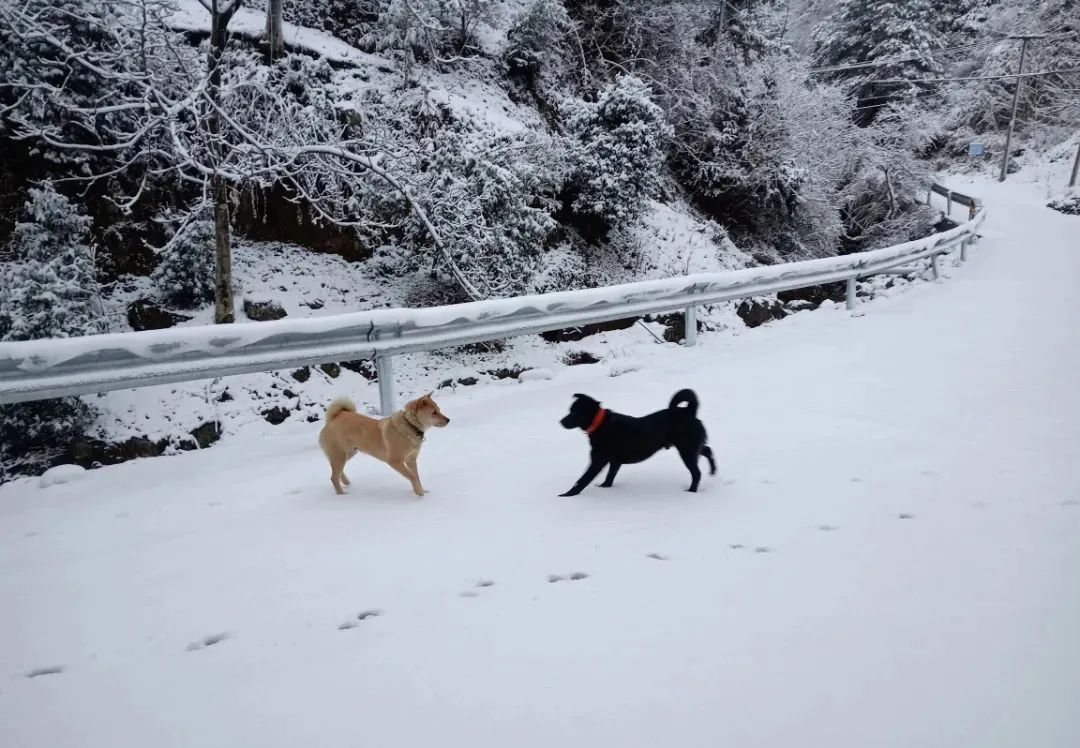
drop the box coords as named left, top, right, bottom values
left=960, top=237, right=969, bottom=262
left=684, top=304, right=698, bottom=346
left=376, top=354, right=395, bottom=415
left=845, top=277, right=857, bottom=311
left=946, top=191, right=953, bottom=216
left=931, top=253, right=941, bottom=280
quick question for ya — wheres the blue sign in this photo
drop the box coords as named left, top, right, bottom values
left=968, top=142, right=984, bottom=157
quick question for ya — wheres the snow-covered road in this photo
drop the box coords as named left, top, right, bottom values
left=2, top=177, right=1078, bottom=747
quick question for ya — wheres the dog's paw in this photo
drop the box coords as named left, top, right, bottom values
left=559, top=490, right=580, bottom=498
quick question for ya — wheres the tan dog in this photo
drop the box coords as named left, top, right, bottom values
left=318, top=393, right=450, bottom=496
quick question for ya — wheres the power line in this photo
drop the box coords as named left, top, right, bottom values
left=809, top=28, right=1080, bottom=76
left=868, top=67, right=1080, bottom=86
left=809, top=40, right=1000, bottom=75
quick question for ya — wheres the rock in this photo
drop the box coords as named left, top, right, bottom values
left=541, top=317, right=638, bottom=343
left=485, top=366, right=525, bottom=381
left=455, top=340, right=507, bottom=354
left=932, top=215, right=960, bottom=232
left=653, top=313, right=700, bottom=344
left=457, top=376, right=478, bottom=386
left=736, top=299, right=788, bottom=328
left=777, top=281, right=846, bottom=310
left=563, top=351, right=600, bottom=366
left=319, top=363, right=341, bottom=379
left=262, top=406, right=290, bottom=425
left=1048, top=191, right=1080, bottom=216
left=217, top=389, right=233, bottom=402
left=302, top=298, right=325, bottom=310
left=243, top=299, right=287, bottom=322
left=291, top=367, right=311, bottom=383
left=39, top=464, right=87, bottom=488
left=127, top=298, right=192, bottom=331
left=282, top=388, right=297, bottom=399
left=340, top=360, right=377, bottom=380
left=67, top=435, right=169, bottom=468
left=189, top=421, right=222, bottom=449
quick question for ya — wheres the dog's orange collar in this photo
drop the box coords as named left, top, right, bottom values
left=585, top=408, right=607, bottom=435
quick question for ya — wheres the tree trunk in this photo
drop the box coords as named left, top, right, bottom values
left=266, top=0, right=284, bottom=61
left=207, top=2, right=238, bottom=324
left=212, top=174, right=235, bottom=323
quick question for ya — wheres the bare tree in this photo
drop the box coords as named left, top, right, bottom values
left=202, top=0, right=242, bottom=322
left=0, top=0, right=485, bottom=310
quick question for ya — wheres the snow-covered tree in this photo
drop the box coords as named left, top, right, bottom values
left=402, top=126, right=560, bottom=298
left=152, top=219, right=216, bottom=308
left=812, top=0, right=944, bottom=112
left=562, top=75, right=671, bottom=230
left=0, top=183, right=101, bottom=342
left=0, top=183, right=100, bottom=461
left=504, top=0, right=574, bottom=86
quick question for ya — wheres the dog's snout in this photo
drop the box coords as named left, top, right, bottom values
left=442, top=416, right=451, bottom=425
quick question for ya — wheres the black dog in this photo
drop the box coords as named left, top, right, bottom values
left=558, top=389, right=716, bottom=496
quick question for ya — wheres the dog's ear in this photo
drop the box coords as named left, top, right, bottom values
left=573, top=393, right=587, bottom=400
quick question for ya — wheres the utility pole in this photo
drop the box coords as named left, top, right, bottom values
left=999, top=34, right=1046, bottom=182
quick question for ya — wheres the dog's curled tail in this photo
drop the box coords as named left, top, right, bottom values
left=325, top=396, right=357, bottom=421
left=669, top=389, right=699, bottom=417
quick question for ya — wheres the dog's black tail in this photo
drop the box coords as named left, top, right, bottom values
left=669, top=389, right=699, bottom=417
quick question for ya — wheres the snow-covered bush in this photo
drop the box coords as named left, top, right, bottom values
left=407, top=126, right=560, bottom=298
left=837, top=103, right=936, bottom=252
left=0, top=184, right=101, bottom=342
left=285, top=0, right=380, bottom=49
left=1048, top=188, right=1079, bottom=216
left=562, top=75, right=671, bottom=230
left=504, top=0, right=573, bottom=85
left=366, top=0, right=498, bottom=83
left=0, top=183, right=99, bottom=464
left=152, top=220, right=216, bottom=308
left=525, top=245, right=590, bottom=294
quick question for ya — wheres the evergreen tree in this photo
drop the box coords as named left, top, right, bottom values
left=0, top=184, right=101, bottom=342
left=152, top=220, right=216, bottom=309
left=504, top=0, right=574, bottom=87
left=0, top=183, right=100, bottom=464
left=812, top=0, right=944, bottom=111
left=562, top=75, right=671, bottom=230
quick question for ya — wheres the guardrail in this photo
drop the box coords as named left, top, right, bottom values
left=0, top=186, right=984, bottom=415
left=929, top=183, right=980, bottom=220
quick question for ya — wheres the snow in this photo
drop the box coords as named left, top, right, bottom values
left=2, top=174, right=1078, bottom=746
left=36, top=464, right=87, bottom=489
left=518, top=367, right=555, bottom=382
